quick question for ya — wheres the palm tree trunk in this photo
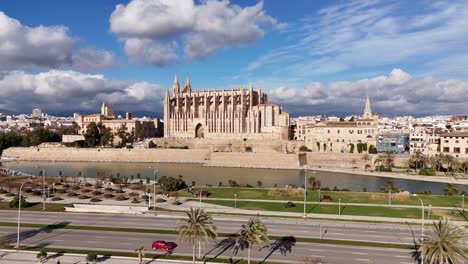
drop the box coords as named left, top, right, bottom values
left=248, top=245, right=251, bottom=264
left=193, top=243, right=196, bottom=264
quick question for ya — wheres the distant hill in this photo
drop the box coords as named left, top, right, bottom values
left=0, top=109, right=18, bottom=115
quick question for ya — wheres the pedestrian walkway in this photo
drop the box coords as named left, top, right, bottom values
left=0, top=250, right=220, bottom=264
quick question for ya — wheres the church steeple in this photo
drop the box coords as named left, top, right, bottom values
left=363, top=96, right=372, bottom=119
left=182, top=75, right=191, bottom=93
left=173, top=73, right=180, bottom=94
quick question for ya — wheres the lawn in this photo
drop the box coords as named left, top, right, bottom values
left=179, top=187, right=467, bottom=208
left=0, top=202, right=67, bottom=212
left=203, top=200, right=468, bottom=221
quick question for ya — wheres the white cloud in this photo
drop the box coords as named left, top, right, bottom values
left=246, top=0, right=468, bottom=78
left=123, top=38, right=178, bottom=66
left=71, top=47, right=115, bottom=72
left=269, top=69, right=468, bottom=116
left=110, top=0, right=283, bottom=65
left=0, top=11, right=114, bottom=71
left=0, top=70, right=164, bottom=114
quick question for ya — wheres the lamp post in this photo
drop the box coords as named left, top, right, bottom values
left=338, top=199, right=341, bottom=216
left=462, top=195, right=465, bottom=214
left=389, top=189, right=391, bottom=206
left=36, top=166, right=46, bottom=211
left=16, top=180, right=31, bottom=251
left=428, top=205, right=432, bottom=219
left=303, top=173, right=307, bottom=218
left=52, top=183, right=55, bottom=196
left=199, top=185, right=206, bottom=209
left=412, top=194, right=425, bottom=240
left=153, top=169, right=158, bottom=211
left=234, top=194, right=237, bottom=209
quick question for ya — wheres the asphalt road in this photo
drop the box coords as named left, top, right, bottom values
left=0, top=226, right=417, bottom=264
left=0, top=211, right=423, bottom=245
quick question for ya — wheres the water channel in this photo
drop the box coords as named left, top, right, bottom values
left=1, top=161, right=467, bottom=195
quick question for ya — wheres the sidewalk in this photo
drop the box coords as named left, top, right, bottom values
left=0, top=250, right=218, bottom=264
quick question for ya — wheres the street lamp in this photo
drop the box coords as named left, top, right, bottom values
left=388, top=188, right=392, bottom=206
left=428, top=205, right=432, bottom=219
left=16, top=180, right=31, bottom=251
left=412, top=193, right=425, bottom=241
left=303, top=172, right=307, bottom=218
left=234, top=194, right=237, bottom=209
left=338, top=199, right=341, bottom=215
left=36, top=166, right=46, bottom=211
left=462, top=195, right=465, bottom=214
left=199, top=185, right=206, bottom=208
left=153, top=169, right=158, bottom=211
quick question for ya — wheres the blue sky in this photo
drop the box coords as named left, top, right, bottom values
left=0, top=0, right=467, bottom=116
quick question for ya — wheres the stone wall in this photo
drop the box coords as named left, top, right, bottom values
left=208, top=152, right=302, bottom=169
left=2, top=147, right=211, bottom=163
left=306, top=152, right=408, bottom=169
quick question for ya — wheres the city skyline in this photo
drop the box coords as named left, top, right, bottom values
left=1, top=0, right=468, bottom=116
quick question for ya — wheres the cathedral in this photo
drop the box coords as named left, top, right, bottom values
left=163, top=75, right=290, bottom=140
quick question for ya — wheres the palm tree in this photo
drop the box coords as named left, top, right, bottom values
left=374, top=154, right=384, bottom=171
left=135, top=245, right=145, bottom=264
left=177, top=208, right=217, bottom=264
left=442, top=154, right=456, bottom=174
left=460, top=160, right=468, bottom=174
left=382, top=151, right=395, bottom=168
left=235, top=217, right=270, bottom=264
left=362, top=154, right=371, bottom=171
left=36, top=249, right=47, bottom=264
left=419, top=217, right=467, bottom=264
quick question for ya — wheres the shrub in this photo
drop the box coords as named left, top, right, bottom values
left=156, top=198, right=166, bottom=203
left=299, top=145, right=310, bottom=152
left=63, top=184, right=70, bottom=188
left=418, top=168, right=436, bottom=176
left=128, top=192, right=139, bottom=197
left=9, top=196, right=29, bottom=208
left=368, top=144, right=377, bottom=154
left=84, top=182, right=93, bottom=187
left=268, top=186, right=304, bottom=197
left=36, top=249, right=47, bottom=263
left=321, top=187, right=331, bottom=191
left=131, top=197, right=140, bottom=203
left=104, top=187, right=114, bottom=192
left=86, top=252, right=98, bottom=263
left=67, top=192, right=78, bottom=197
left=115, top=195, right=127, bottom=201
left=350, top=143, right=355, bottom=153
left=71, top=186, right=80, bottom=191
left=90, top=198, right=101, bottom=203
left=158, top=176, right=187, bottom=192
left=141, top=195, right=149, bottom=200
left=91, top=190, right=102, bottom=196
left=172, top=200, right=182, bottom=205
left=228, top=180, right=239, bottom=187
left=284, top=201, right=296, bottom=208
left=362, top=187, right=368, bottom=192
left=218, top=181, right=222, bottom=187
left=24, top=189, right=33, bottom=193
left=80, top=188, right=92, bottom=193
left=103, top=193, right=114, bottom=198
left=375, top=165, right=392, bottom=172
left=51, top=197, right=63, bottom=201
left=32, top=191, right=42, bottom=196
left=245, top=146, right=253, bottom=152
left=78, top=195, right=89, bottom=199
left=56, top=189, right=67, bottom=194
left=444, top=184, right=458, bottom=196
left=115, top=189, right=125, bottom=194
left=416, top=190, right=433, bottom=195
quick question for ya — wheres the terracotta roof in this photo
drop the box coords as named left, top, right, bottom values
left=324, top=122, right=357, bottom=127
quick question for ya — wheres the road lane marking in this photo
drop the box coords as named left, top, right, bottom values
left=352, top=252, right=369, bottom=255
left=355, top=259, right=370, bottom=262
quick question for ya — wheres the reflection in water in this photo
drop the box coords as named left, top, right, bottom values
left=1, top=160, right=467, bottom=195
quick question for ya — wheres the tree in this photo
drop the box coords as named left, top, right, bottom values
left=115, top=124, right=131, bottom=147
left=83, top=122, right=101, bottom=147
left=177, top=208, right=217, bottom=264
left=9, top=196, right=29, bottom=208
left=374, top=155, right=384, bottom=171
left=419, top=217, right=467, bottom=264
left=257, top=181, right=263, bottom=188
left=307, top=176, right=321, bottom=190
left=441, top=154, right=456, bottom=174
left=382, top=151, right=395, bottom=168
left=460, top=160, right=468, bottom=174
left=357, top=143, right=363, bottom=153
left=100, top=127, right=114, bottom=147
left=444, top=184, right=458, bottom=196
left=36, top=249, right=47, bottom=264
left=135, top=245, right=145, bottom=264
left=350, top=143, right=355, bottom=153
left=362, top=154, right=371, bottom=171
left=368, top=144, right=377, bottom=154
left=235, top=218, right=270, bottom=264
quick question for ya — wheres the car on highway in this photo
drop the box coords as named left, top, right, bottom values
left=151, top=240, right=177, bottom=252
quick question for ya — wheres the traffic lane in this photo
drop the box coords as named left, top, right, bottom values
left=0, top=226, right=416, bottom=264
left=0, top=211, right=419, bottom=244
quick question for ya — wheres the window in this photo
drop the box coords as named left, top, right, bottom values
left=465, top=148, right=468, bottom=154
left=443, top=147, right=450, bottom=153
left=454, top=147, right=461, bottom=153
left=337, top=130, right=340, bottom=134
left=455, top=140, right=459, bottom=143
left=444, top=140, right=449, bottom=143
left=328, top=130, right=330, bottom=134
left=357, top=130, right=362, bottom=134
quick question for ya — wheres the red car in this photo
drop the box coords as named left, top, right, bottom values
left=152, top=240, right=177, bottom=251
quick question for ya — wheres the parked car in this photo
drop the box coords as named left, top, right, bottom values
left=152, top=240, right=177, bottom=251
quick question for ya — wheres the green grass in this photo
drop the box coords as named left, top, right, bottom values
left=203, top=200, right=468, bottom=221
left=0, top=202, right=67, bottom=212
left=179, top=187, right=467, bottom=208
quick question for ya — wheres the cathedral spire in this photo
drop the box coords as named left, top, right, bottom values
left=363, top=95, right=372, bottom=118
left=182, top=74, right=191, bottom=93
left=173, top=73, right=180, bottom=94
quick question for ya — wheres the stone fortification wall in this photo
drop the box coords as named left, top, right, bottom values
left=306, top=152, right=408, bottom=169
left=208, top=152, right=302, bottom=169
left=2, top=147, right=210, bottom=163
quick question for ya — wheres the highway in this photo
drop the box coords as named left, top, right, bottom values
left=0, top=226, right=417, bottom=264
left=0, top=211, right=423, bottom=245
